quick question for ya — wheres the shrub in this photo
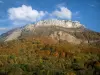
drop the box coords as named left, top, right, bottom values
left=8, top=55, right=16, bottom=60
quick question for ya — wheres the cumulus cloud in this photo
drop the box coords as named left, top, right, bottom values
left=8, top=5, right=47, bottom=25
left=52, top=6, right=72, bottom=19
left=8, top=5, right=73, bottom=26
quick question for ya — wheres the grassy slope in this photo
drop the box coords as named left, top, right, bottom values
left=0, top=36, right=100, bottom=75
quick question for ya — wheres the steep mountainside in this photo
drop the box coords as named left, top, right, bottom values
left=0, top=19, right=100, bottom=44
left=0, top=19, right=100, bottom=75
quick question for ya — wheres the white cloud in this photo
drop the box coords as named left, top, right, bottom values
left=52, top=6, right=72, bottom=19
left=8, top=5, right=73, bottom=26
left=0, top=28, right=7, bottom=31
left=0, top=1, right=3, bottom=3
left=8, top=5, right=47, bottom=25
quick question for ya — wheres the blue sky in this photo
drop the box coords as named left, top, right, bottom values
left=0, top=0, right=100, bottom=34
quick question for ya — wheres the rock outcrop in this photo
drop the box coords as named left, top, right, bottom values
left=35, top=19, right=84, bottom=28
left=0, top=19, right=100, bottom=44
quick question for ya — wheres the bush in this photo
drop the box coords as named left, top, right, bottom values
left=8, top=55, right=16, bottom=60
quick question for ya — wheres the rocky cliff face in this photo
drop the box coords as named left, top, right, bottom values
left=35, top=19, right=84, bottom=28
left=0, top=19, right=100, bottom=44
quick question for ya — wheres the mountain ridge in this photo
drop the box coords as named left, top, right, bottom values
left=35, top=19, right=85, bottom=28
left=0, top=19, right=100, bottom=44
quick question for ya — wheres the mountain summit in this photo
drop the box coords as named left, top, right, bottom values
left=35, top=19, right=84, bottom=28
left=0, top=19, right=100, bottom=44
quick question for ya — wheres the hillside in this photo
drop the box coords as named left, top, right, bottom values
left=0, top=19, right=100, bottom=44
left=0, top=35, right=100, bottom=75
left=0, top=19, right=100, bottom=75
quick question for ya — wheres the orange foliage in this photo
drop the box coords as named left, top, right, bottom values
left=53, top=51, right=59, bottom=57
left=60, top=52, right=66, bottom=58
left=36, top=50, right=51, bottom=57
